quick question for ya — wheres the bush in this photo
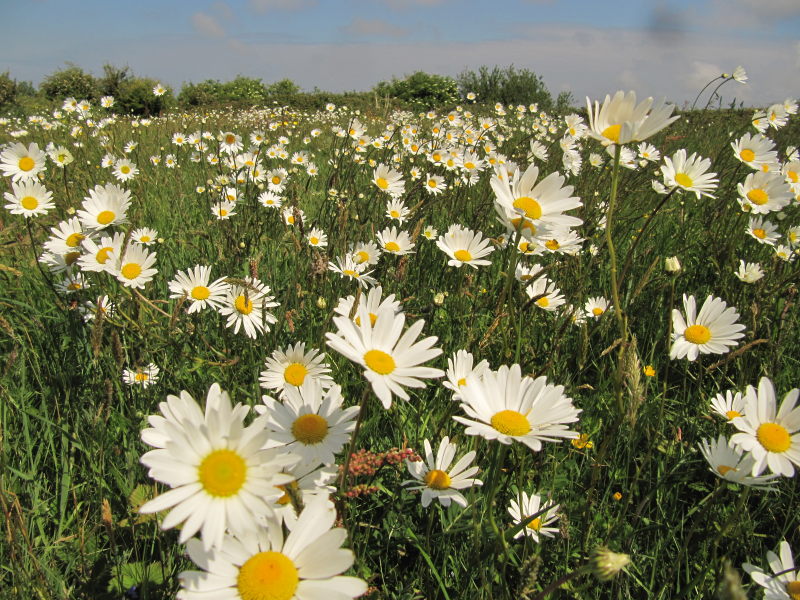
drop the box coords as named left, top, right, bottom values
left=98, top=63, right=132, bottom=98
left=457, top=65, right=553, bottom=109
left=40, top=65, right=98, bottom=101
left=0, top=72, right=16, bottom=108
left=115, top=77, right=173, bottom=115
left=373, top=71, right=460, bottom=109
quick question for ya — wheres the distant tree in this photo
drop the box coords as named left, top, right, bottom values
left=374, top=71, right=459, bottom=109
left=115, top=77, right=173, bottom=115
left=457, top=65, right=553, bottom=109
left=223, top=76, right=269, bottom=102
left=555, top=90, right=576, bottom=112
left=99, top=63, right=131, bottom=98
left=178, top=80, right=225, bottom=106
left=40, top=64, right=98, bottom=100
left=266, top=78, right=300, bottom=97
left=0, top=72, right=17, bottom=108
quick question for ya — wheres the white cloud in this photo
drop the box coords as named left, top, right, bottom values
left=341, top=18, right=409, bottom=38
left=191, top=12, right=226, bottom=38
left=248, top=0, right=315, bottom=12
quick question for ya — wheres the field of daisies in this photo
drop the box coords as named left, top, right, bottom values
left=1, top=74, right=800, bottom=600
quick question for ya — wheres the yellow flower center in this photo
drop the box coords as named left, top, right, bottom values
left=510, top=217, right=537, bottom=235
left=226, top=134, right=236, bottom=144
left=536, top=297, right=550, bottom=308
left=490, top=409, right=531, bottom=436
left=235, top=295, right=254, bottom=315
left=354, top=312, right=378, bottom=327
left=66, top=232, right=85, bottom=248
left=237, top=551, right=298, bottom=600
left=389, top=210, right=399, bottom=218
left=343, top=269, right=359, bottom=278
left=67, top=282, right=82, bottom=291
left=756, top=422, right=791, bottom=453
left=675, top=173, right=694, bottom=188
left=283, top=363, right=308, bottom=386
left=376, top=177, right=389, bottom=189
left=747, top=188, right=769, bottom=205
left=139, top=235, right=151, bottom=243
left=753, top=228, right=766, bottom=239
left=120, top=263, right=142, bottom=280
left=272, top=176, right=282, bottom=185
left=739, top=148, right=755, bottom=162
left=291, top=414, right=328, bottom=445
left=286, top=215, right=294, bottom=224
left=786, top=581, right=800, bottom=600
left=96, top=246, right=113, bottom=264
left=457, top=377, right=467, bottom=387
left=18, top=156, right=35, bottom=171
left=120, top=165, right=131, bottom=174
left=526, top=517, right=542, bottom=531
left=384, top=241, right=400, bottom=252
left=364, top=349, right=396, bottom=375
left=725, top=410, right=741, bottom=420
left=464, top=161, right=475, bottom=170
left=717, top=465, right=736, bottom=476
left=545, top=239, right=559, bottom=251
left=96, top=210, right=115, bottom=225
left=21, top=196, right=38, bottom=210
left=761, top=163, right=771, bottom=172
left=601, top=124, right=621, bottom=143
left=424, top=469, right=452, bottom=490
left=65, top=251, right=80, bottom=265
left=454, top=249, right=472, bottom=262
left=428, top=179, right=438, bottom=188
left=513, top=196, right=542, bottom=220
left=219, top=209, right=229, bottom=217
left=309, top=236, right=319, bottom=245
left=592, top=307, right=604, bottom=316
left=355, top=250, right=369, bottom=264
left=198, top=449, right=247, bottom=497
left=788, top=170, right=798, bottom=183
left=191, top=285, right=210, bottom=300
left=683, top=324, right=711, bottom=344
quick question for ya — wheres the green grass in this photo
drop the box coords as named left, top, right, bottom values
left=0, top=101, right=799, bottom=600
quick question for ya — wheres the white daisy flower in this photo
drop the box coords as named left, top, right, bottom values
left=3, top=180, right=54, bottom=217
left=168, top=265, right=229, bottom=314
left=402, top=437, right=482, bottom=508
left=218, top=277, right=279, bottom=339
left=259, top=342, right=334, bottom=394
left=123, top=363, right=160, bottom=388
left=443, top=349, right=490, bottom=400
left=699, top=435, right=778, bottom=488
left=709, top=389, right=745, bottom=421
left=508, top=491, right=560, bottom=542
left=436, top=226, right=494, bottom=268
left=113, top=243, right=158, bottom=290
left=743, top=540, right=800, bottom=600
left=139, top=383, right=296, bottom=551
left=669, top=294, right=745, bottom=361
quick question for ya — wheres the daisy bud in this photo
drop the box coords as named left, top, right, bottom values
left=590, top=546, right=631, bottom=581
left=665, top=256, right=681, bottom=273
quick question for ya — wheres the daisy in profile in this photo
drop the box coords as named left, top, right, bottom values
left=737, top=172, right=792, bottom=214
left=403, top=437, right=482, bottom=508
left=113, top=243, right=158, bottom=289
left=175, top=496, right=367, bottom=600
left=168, top=265, right=228, bottom=314
left=139, top=384, right=296, bottom=551
left=131, top=227, right=158, bottom=245
left=584, top=296, right=611, bottom=319
left=328, top=255, right=377, bottom=288
left=350, top=240, right=381, bottom=266
left=586, top=91, right=679, bottom=146
left=122, top=363, right=160, bottom=388
left=376, top=226, right=415, bottom=256
left=77, top=183, right=132, bottom=230
left=669, top=294, right=745, bottom=361
left=698, top=435, right=778, bottom=488
left=747, top=216, right=780, bottom=245
left=325, top=304, right=444, bottom=409
left=4, top=180, right=54, bottom=217
left=212, top=199, right=237, bottom=220
left=743, top=541, right=800, bottom=600
left=508, top=491, right=560, bottom=542
left=709, top=389, right=745, bottom=421
left=258, top=380, right=358, bottom=467
left=453, top=364, right=581, bottom=451
left=259, top=342, right=333, bottom=394
left=333, top=286, right=402, bottom=333
left=443, top=349, right=490, bottom=400
left=526, top=277, right=566, bottom=312
left=283, top=206, right=306, bottom=227
left=218, top=277, right=279, bottom=339
left=735, top=260, right=764, bottom=283
left=730, top=377, right=800, bottom=477
left=0, top=142, right=47, bottom=181
left=436, top=225, right=494, bottom=268
left=661, top=149, right=718, bottom=199
left=373, top=163, right=405, bottom=197
left=112, top=158, right=138, bottom=182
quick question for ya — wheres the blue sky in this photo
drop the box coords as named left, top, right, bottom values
left=2, top=0, right=799, bottom=106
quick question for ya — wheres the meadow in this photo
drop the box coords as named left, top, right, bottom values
left=0, top=84, right=799, bottom=600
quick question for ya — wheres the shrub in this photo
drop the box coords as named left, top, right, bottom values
left=40, top=65, right=98, bottom=101
left=115, top=77, right=173, bottom=116
left=457, top=65, right=553, bottom=109
left=373, top=71, right=460, bottom=109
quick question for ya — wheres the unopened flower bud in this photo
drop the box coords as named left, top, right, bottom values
left=433, top=292, right=446, bottom=306
left=665, top=256, right=681, bottom=273
left=316, top=296, right=327, bottom=309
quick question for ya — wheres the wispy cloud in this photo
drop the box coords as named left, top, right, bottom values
left=191, top=12, right=226, bottom=38
left=248, top=0, right=316, bottom=13
left=341, top=18, right=410, bottom=38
